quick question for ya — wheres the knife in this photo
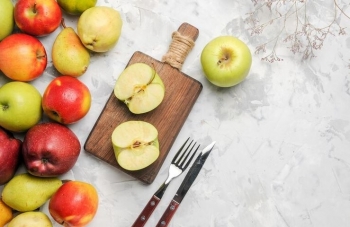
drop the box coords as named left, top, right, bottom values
left=155, top=141, right=216, bottom=227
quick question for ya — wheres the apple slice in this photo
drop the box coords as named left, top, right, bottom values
left=114, top=63, right=165, bottom=114
left=111, top=121, right=159, bottom=171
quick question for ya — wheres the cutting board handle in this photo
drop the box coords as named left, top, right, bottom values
left=162, top=22, right=199, bottom=69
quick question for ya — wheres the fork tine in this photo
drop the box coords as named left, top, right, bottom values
left=173, top=138, right=193, bottom=163
left=176, top=140, right=194, bottom=164
left=171, top=137, right=190, bottom=163
left=178, top=141, right=196, bottom=166
left=181, top=144, right=200, bottom=169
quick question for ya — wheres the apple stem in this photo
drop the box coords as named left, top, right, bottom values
left=61, top=18, right=66, bottom=29
left=32, top=3, right=37, bottom=14
left=218, top=56, right=229, bottom=65
left=2, top=105, right=9, bottom=111
left=62, top=179, right=72, bottom=184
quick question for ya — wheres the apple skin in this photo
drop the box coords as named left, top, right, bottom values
left=57, top=0, right=97, bottom=15
left=0, top=127, right=22, bottom=185
left=0, top=198, right=13, bottom=226
left=0, top=33, right=47, bottom=81
left=49, top=181, right=99, bottom=227
left=14, top=0, right=62, bottom=36
left=77, top=6, right=123, bottom=52
left=0, top=82, right=42, bottom=132
left=42, top=76, right=91, bottom=124
left=22, top=122, right=81, bottom=177
left=200, top=36, right=252, bottom=87
left=0, top=0, right=14, bottom=41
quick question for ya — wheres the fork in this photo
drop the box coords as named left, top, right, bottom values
left=131, top=138, right=200, bottom=227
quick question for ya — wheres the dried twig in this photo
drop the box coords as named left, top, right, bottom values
left=245, top=0, right=350, bottom=62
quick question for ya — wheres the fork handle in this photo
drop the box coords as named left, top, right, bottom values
left=131, top=195, right=161, bottom=227
left=155, top=199, right=180, bottom=227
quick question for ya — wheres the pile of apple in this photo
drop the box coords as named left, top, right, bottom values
left=0, top=0, right=123, bottom=226
left=1, top=0, right=254, bottom=225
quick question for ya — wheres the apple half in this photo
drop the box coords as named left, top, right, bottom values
left=114, top=63, right=165, bottom=114
left=111, top=121, right=160, bottom=171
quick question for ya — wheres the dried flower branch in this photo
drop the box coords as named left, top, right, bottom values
left=245, top=0, right=350, bottom=62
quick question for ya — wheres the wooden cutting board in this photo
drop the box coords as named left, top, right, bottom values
left=84, top=23, right=202, bottom=184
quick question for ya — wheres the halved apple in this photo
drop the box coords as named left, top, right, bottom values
left=111, top=121, right=160, bottom=171
left=114, top=63, right=165, bottom=114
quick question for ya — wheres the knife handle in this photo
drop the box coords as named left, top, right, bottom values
left=155, top=199, right=180, bottom=227
left=131, top=195, right=161, bottom=227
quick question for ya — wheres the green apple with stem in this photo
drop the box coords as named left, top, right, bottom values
left=0, top=0, right=14, bottom=41
left=0, top=82, right=42, bottom=132
left=111, top=121, right=160, bottom=171
left=114, top=63, right=165, bottom=114
left=200, top=36, right=252, bottom=87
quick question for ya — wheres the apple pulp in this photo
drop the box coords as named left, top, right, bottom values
left=200, top=36, right=252, bottom=87
left=112, top=121, right=160, bottom=171
left=114, top=63, right=165, bottom=114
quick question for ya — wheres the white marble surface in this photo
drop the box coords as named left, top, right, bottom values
left=2, top=0, right=350, bottom=226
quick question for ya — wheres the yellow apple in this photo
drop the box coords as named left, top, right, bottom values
left=200, top=36, right=252, bottom=87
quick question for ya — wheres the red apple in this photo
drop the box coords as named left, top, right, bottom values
left=0, top=127, right=22, bottom=185
left=0, top=33, right=47, bottom=81
left=14, top=0, right=62, bottom=36
left=22, top=122, right=81, bottom=177
left=49, top=181, right=99, bottom=227
left=42, top=76, right=91, bottom=124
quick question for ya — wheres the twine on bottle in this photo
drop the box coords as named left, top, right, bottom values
left=162, top=31, right=195, bottom=70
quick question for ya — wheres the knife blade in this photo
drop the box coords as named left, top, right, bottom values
left=155, top=141, right=216, bottom=227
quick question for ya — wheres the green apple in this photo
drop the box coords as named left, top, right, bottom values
left=77, top=6, right=122, bottom=52
left=111, top=121, right=160, bottom=171
left=200, top=36, right=252, bottom=87
left=114, top=63, right=165, bottom=114
left=0, top=82, right=42, bottom=132
left=0, top=0, right=14, bottom=41
left=57, top=0, right=97, bottom=15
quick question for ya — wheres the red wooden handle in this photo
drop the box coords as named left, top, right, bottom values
left=131, top=195, right=161, bottom=227
left=155, top=200, right=180, bottom=227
